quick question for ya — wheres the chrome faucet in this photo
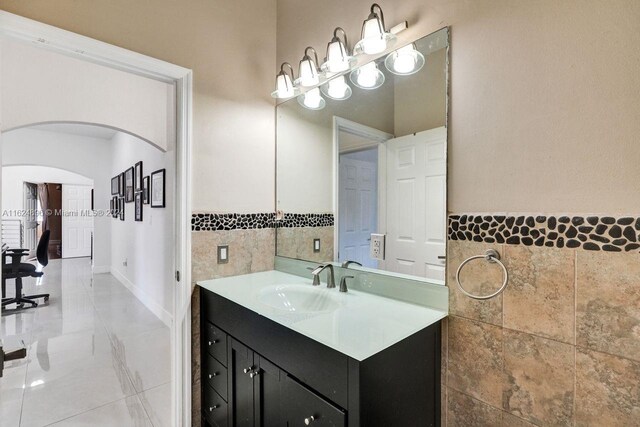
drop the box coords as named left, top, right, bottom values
left=310, top=264, right=335, bottom=288
left=341, top=260, right=362, bottom=268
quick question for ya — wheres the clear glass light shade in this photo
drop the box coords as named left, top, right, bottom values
left=324, top=40, right=351, bottom=73
left=349, top=61, right=385, bottom=90
left=298, top=58, right=320, bottom=87
left=271, top=72, right=295, bottom=99
left=384, top=44, right=425, bottom=75
left=320, top=75, right=352, bottom=100
left=297, top=88, right=326, bottom=110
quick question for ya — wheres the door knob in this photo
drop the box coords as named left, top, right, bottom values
left=304, top=416, right=316, bottom=425
left=208, top=372, right=218, bottom=379
left=249, top=370, right=260, bottom=378
left=243, top=366, right=253, bottom=374
left=209, top=405, right=219, bottom=412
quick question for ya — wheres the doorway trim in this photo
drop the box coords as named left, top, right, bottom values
left=0, top=12, right=194, bottom=426
left=332, top=116, right=393, bottom=262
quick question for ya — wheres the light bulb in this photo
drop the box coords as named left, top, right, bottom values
left=326, top=40, right=349, bottom=73
left=298, top=88, right=325, bottom=110
left=360, top=16, right=386, bottom=54
left=327, top=76, right=349, bottom=99
left=385, top=44, right=425, bottom=76
left=275, top=73, right=294, bottom=98
left=357, top=62, right=378, bottom=88
left=299, top=58, right=319, bottom=86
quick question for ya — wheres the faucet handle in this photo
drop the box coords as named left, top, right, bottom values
left=339, top=275, right=354, bottom=293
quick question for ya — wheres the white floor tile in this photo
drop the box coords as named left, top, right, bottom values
left=47, top=395, right=152, bottom=427
left=138, top=382, right=171, bottom=427
left=0, top=258, right=169, bottom=426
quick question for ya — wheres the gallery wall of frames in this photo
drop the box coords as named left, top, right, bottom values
left=110, top=161, right=166, bottom=222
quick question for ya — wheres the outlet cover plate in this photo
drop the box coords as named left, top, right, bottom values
left=217, top=245, right=229, bottom=264
left=313, top=238, right=321, bottom=253
left=370, top=233, right=385, bottom=260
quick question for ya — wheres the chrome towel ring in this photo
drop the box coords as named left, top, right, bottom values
left=455, top=249, right=508, bottom=300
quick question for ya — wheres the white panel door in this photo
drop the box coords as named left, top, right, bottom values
left=62, top=185, right=93, bottom=258
left=338, top=152, right=378, bottom=268
left=385, top=127, right=446, bottom=280
left=23, top=182, right=38, bottom=257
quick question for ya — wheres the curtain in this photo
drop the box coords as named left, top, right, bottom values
left=37, top=183, right=50, bottom=231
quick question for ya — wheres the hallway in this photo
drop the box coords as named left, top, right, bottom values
left=0, top=258, right=171, bottom=426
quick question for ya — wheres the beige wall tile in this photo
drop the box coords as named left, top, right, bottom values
left=503, top=330, right=575, bottom=426
left=447, top=241, right=504, bottom=326
left=447, top=388, right=502, bottom=427
left=276, top=226, right=334, bottom=263
left=503, top=246, right=575, bottom=344
left=575, top=348, right=640, bottom=426
left=501, top=412, right=537, bottom=427
left=447, top=316, right=504, bottom=408
left=576, top=251, right=640, bottom=362
left=191, top=289, right=202, bottom=427
left=191, top=229, right=275, bottom=283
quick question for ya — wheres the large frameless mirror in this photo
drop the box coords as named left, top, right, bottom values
left=276, top=27, right=449, bottom=283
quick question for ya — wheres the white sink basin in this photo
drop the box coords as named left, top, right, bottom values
left=258, top=285, right=340, bottom=313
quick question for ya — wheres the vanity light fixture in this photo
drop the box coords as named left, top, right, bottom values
left=384, top=43, right=425, bottom=75
left=271, top=62, right=298, bottom=99
left=298, top=47, right=322, bottom=87
left=354, top=3, right=396, bottom=55
left=349, top=61, right=385, bottom=90
left=322, top=27, right=354, bottom=74
left=297, top=87, right=326, bottom=110
left=320, top=75, right=352, bottom=100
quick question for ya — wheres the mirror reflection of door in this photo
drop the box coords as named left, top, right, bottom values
left=23, top=182, right=38, bottom=258
left=385, top=127, right=447, bottom=281
left=338, top=147, right=378, bottom=268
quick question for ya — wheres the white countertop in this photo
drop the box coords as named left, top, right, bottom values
left=198, top=270, right=447, bottom=361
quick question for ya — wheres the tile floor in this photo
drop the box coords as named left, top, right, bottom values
left=0, top=258, right=171, bottom=426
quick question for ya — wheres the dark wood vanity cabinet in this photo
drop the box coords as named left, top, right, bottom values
left=200, top=287, right=441, bottom=427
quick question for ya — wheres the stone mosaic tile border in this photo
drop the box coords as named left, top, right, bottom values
left=448, top=214, right=640, bottom=252
left=191, top=213, right=334, bottom=231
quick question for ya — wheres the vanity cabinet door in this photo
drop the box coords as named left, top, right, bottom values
left=284, top=376, right=346, bottom=427
left=255, top=355, right=284, bottom=427
left=229, top=338, right=255, bottom=427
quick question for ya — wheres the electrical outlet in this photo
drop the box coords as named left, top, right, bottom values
left=313, top=238, right=321, bottom=253
left=217, top=245, right=229, bottom=264
left=370, top=234, right=385, bottom=260
left=122, top=258, right=128, bottom=267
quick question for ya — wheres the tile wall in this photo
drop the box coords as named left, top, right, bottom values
left=444, top=214, right=640, bottom=426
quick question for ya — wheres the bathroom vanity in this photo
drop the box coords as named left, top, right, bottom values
left=199, top=267, right=447, bottom=427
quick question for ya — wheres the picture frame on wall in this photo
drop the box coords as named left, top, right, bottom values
left=143, top=176, right=150, bottom=204
left=111, top=196, right=118, bottom=218
left=125, top=167, right=134, bottom=202
left=150, top=168, right=166, bottom=208
left=135, top=161, right=143, bottom=191
left=135, top=192, right=143, bottom=222
left=111, top=176, right=119, bottom=195
left=119, top=197, right=125, bottom=221
left=119, top=172, right=125, bottom=197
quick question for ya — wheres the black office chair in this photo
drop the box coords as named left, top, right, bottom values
left=2, top=230, right=51, bottom=308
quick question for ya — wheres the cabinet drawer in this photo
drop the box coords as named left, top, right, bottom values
left=204, top=322, right=228, bottom=366
left=203, top=385, right=228, bottom=427
left=204, top=353, right=228, bottom=401
left=284, top=376, right=346, bottom=427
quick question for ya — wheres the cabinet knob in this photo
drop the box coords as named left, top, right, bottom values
left=208, top=372, right=218, bottom=379
left=243, top=366, right=253, bottom=374
left=304, top=416, right=316, bottom=425
left=208, top=339, right=219, bottom=346
left=209, top=405, right=219, bottom=412
left=249, top=370, right=260, bottom=378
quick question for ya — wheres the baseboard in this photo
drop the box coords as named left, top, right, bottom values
left=92, top=265, right=111, bottom=274
left=110, top=268, right=173, bottom=328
